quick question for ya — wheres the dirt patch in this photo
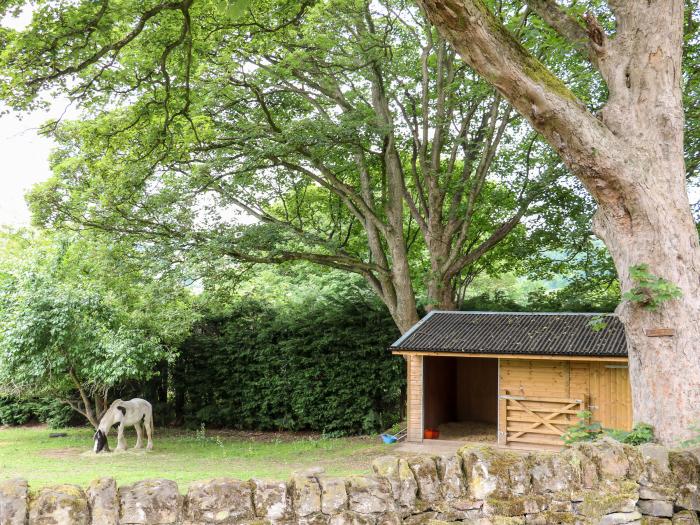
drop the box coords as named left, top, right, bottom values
left=40, top=447, right=84, bottom=459
left=79, top=448, right=152, bottom=458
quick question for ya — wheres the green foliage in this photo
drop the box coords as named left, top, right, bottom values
left=588, top=314, right=608, bottom=333
left=0, top=397, right=34, bottom=426
left=173, top=285, right=403, bottom=435
left=1, top=0, right=600, bottom=329
left=605, top=423, right=655, bottom=446
left=0, top=266, right=165, bottom=399
left=562, top=411, right=602, bottom=444
left=622, top=264, right=683, bottom=311
left=0, top=229, right=196, bottom=420
left=684, top=0, right=700, bottom=182
left=563, top=411, right=655, bottom=445
left=461, top=276, right=618, bottom=313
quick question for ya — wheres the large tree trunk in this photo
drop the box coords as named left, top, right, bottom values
left=384, top=237, right=421, bottom=333
left=417, top=0, right=700, bottom=444
left=426, top=238, right=458, bottom=311
left=426, top=278, right=457, bottom=311
left=592, top=1, right=700, bottom=446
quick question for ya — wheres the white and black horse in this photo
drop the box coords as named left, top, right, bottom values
left=93, top=398, right=154, bottom=453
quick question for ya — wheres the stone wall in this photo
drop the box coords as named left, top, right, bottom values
left=2, top=438, right=700, bottom=524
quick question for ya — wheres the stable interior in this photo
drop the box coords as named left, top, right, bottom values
left=423, top=356, right=498, bottom=441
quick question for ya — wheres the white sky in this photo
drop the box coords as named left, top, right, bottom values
left=0, top=7, right=58, bottom=228
left=0, top=107, right=63, bottom=227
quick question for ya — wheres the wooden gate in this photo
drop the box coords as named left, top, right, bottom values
left=498, top=389, right=586, bottom=448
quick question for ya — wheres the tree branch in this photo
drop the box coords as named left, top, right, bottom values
left=27, top=0, right=191, bottom=87
left=416, top=0, right=625, bottom=209
left=445, top=206, right=527, bottom=279
left=526, top=0, right=589, bottom=50
left=68, top=368, right=98, bottom=428
left=223, top=247, right=390, bottom=277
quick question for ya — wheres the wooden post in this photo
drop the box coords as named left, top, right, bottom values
left=407, top=355, right=424, bottom=442
left=498, top=388, right=508, bottom=446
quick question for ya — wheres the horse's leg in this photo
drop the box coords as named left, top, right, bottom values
left=116, top=423, right=127, bottom=451
left=134, top=421, right=144, bottom=449
left=145, top=410, right=153, bottom=450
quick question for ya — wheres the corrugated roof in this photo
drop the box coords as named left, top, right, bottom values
left=391, top=311, right=627, bottom=357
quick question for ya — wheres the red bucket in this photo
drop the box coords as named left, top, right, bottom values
left=424, top=428, right=440, bottom=439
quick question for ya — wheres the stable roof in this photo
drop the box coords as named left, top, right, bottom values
left=391, top=311, right=627, bottom=358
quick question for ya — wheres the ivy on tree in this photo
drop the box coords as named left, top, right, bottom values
left=622, top=264, right=683, bottom=311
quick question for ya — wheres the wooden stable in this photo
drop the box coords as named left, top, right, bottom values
left=393, top=312, right=632, bottom=449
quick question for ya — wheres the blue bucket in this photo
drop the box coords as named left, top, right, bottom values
left=380, top=433, right=397, bottom=444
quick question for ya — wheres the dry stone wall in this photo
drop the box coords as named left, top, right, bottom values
left=2, top=438, right=700, bottom=524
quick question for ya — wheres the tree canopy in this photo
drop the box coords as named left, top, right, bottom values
left=1, top=0, right=598, bottom=331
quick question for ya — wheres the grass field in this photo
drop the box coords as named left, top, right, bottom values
left=0, top=425, right=392, bottom=490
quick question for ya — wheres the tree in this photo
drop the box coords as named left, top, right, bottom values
left=411, top=0, right=700, bottom=443
left=0, top=230, right=194, bottom=427
left=0, top=0, right=583, bottom=332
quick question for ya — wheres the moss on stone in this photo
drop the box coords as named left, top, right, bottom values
left=478, top=447, right=522, bottom=478
left=578, top=481, right=638, bottom=517
left=641, top=517, right=672, bottom=525
left=487, top=494, right=526, bottom=516
left=539, top=510, right=578, bottom=524
left=669, top=451, right=700, bottom=484
left=54, top=484, right=85, bottom=498
left=491, top=517, right=525, bottom=525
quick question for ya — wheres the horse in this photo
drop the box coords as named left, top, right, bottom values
left=93, top=398, right=154, bottom=453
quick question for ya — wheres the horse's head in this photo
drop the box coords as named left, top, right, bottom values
left=93, top=429, right=108, bottom=453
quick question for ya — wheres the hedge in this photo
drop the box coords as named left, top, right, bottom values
left=0, top=396, right=78, bottom=428
left=171, top=297, right=404, bottom=435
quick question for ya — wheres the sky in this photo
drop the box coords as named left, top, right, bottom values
left=0, top=7, right=59, bottom=228
left=0, top=105, right=68, bottom=228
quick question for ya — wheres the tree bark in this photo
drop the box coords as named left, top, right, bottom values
left=417, top=0, right=700, bottom=444
left=68, top=368, right=100, bottom=429
left=427, top=278, right=457, bottom=311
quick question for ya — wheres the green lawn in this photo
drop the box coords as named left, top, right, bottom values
left=0, top=426, right=393, bottom=490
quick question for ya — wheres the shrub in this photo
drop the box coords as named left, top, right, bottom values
left=622, top=264, right=682, bottom=311
left=0, top=397, right=35, bottom=426
left=605, top=422, right=654, bottom=445
left=172, top=295, right=404, bottom=435
left=0, top=396, right=82, bottom=428
left=562, top=411, right=654, bottom=445
left=562, top=411, right=603, bottom=444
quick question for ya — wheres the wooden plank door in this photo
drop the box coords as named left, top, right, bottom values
left=588, top=363, right=632, bottom=431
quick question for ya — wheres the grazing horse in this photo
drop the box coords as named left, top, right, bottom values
left=93, top=398, right=154, bottom=453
